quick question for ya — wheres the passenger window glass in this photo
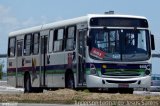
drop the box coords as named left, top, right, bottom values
left=17, top=41, right=23, bottom=57
left=54, top=41, right=63, bottom=52
left=68, top=27, right=75, bottom=38
left=53, top=28, right=64, bottom=52
left=49, top=30, right=54, bottom=53
left=58, top=29, right=64, bottom=39
left=33, top=33, right=39, bottom=55
left=24, top=34, right=32, bottom=56
left=8, top=37, right=16, bottom=57
left=66, top=26, right=75, bottom=51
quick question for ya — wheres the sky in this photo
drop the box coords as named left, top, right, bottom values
left=0, top=0, right=160, bottom=73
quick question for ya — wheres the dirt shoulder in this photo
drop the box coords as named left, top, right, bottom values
left=0, top=89, right=160, bottom=104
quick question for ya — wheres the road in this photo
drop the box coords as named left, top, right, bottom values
left=0, top=80, right=160, bottom=106
left=1, top=80, right=160, bottom=95
left=0, top=103, right=77, bottom=106
left=0, top=81, right=24, bottom=94
left=134, top=91, right=160, bottom=95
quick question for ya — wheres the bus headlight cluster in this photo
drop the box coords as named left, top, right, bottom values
left=90, top=64, right=98, bottom=75
left=90, top=68, right=97, bottom=75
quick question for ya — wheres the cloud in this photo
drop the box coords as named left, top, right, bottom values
left=0, top=4, right=64, bottom=30
left=0, top=5, right=49, bottom=31
left=0, top=5, right=63, bottom=30
left=21, top=16, right=49, bottom=28
left=0, top=5, right=18, bottom=29
left=0, top=5, right=18, bottom=53
left=0, top=5, right=64, bottom=54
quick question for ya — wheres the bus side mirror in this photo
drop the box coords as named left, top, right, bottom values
left=151, top=34, right=155, bottom=50
left=87, top=36, right=91, bottom=47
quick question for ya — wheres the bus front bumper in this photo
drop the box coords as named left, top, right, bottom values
left=86, top=75, right=151, bottom=89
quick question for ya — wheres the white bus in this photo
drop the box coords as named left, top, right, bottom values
left=7, top=13, right=155, bottom=93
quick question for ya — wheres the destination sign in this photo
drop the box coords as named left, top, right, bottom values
left=90, top=17, right=148, bottom=28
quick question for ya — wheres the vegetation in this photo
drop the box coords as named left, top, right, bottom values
left=0, top=89, right=160, bottom=105
left=0, top=59, right=5, bottom=80
left=0, top=64, right=2, bottom=80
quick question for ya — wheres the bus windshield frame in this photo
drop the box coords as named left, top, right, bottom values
left=88, top=28, right=151, bottom=62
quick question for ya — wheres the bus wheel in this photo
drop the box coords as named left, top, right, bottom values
left=66, top=73, right=75, bottom=89
left=24, top=74, right=32, bottom=93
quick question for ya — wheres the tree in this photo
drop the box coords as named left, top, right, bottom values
left=0, top=64, right=2, bottom=80
left=0, top=59, right=4, bottom=80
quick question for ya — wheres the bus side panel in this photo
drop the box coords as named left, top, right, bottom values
left=31, top=55, right=41, bottom=87
left=7, top=57, right=17, bottom=87
left=21, top=55, right=41, bottom=88
left=63, top=52, right=77, bottom=87
left=47, top=52, right=65, bottom=87
left=16, top=55, right=23, bottom=87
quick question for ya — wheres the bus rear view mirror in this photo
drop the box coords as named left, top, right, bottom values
left=87, top=36, right=91, bottom=47
left=151, top=34, right=155, bottom=50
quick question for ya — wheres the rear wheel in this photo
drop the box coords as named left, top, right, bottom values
left=66, top=73, right=75, bottom=89
left=24, top=74, right=32, bottom=93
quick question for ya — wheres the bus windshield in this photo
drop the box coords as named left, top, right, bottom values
left=89, top=28, right=150, bottom=61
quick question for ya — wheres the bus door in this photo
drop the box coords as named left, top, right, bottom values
left=77, top=29, right=87, bottom=86
left=16, top=40, right=23, bottom=87
left=40, top=35, right=48, bottom=87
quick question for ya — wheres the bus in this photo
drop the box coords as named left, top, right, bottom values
left=7, top=13, right=155, bottom=93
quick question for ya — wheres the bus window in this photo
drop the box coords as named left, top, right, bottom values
left=8, top=37, right=16, bottom=57
left=17, top=40, right=23, bottom=57
left=53, top=28, right=64, bottom=52
left=33, top=33, right=40, bottom=55
left=66, top=26, right=75, bottom=51
left=24, top=34, right=32, bottom=56
left=48, top=30, right=54, bottom=53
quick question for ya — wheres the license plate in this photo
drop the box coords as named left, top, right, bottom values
left=118, top=83, right=129, bottom=88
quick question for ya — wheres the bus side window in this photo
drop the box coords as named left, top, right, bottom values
left=66, top=26, right=76, bottom=51
left=17, top=40, right=23, bottom=57
left=48, top=30, right=54, bottom=53
left=33, top=33, right=40, bottom=55
left=24, top=34, right=32, bottom=56
left=53, top=28, right=64, bottom=52
left=8, top=37, right=16, bottom=57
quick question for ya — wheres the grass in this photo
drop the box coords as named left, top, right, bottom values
left=0, top=89, right=160, bottom=105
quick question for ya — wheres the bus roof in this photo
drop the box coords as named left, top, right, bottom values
left=9, top=14, right=147, bottom=37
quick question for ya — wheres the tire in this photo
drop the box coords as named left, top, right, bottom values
left=66, top=73, right=75, bottom=89
left=24, top=74, right=32, bottom=93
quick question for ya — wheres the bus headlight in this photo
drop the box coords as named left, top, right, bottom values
left=90, top=68, right=97, bottom=75
left=145, top=69, right=150, bottom=75
left=90, top=64, right=98, bottom=76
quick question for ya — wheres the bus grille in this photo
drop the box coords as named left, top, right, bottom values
left=106, top=80, right=137, bottom=83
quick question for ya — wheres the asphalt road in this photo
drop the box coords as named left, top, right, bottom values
left=0, top=81, right=24, bottom=94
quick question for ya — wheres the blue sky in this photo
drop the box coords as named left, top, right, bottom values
left=0, top=0, right=160, bottom=73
